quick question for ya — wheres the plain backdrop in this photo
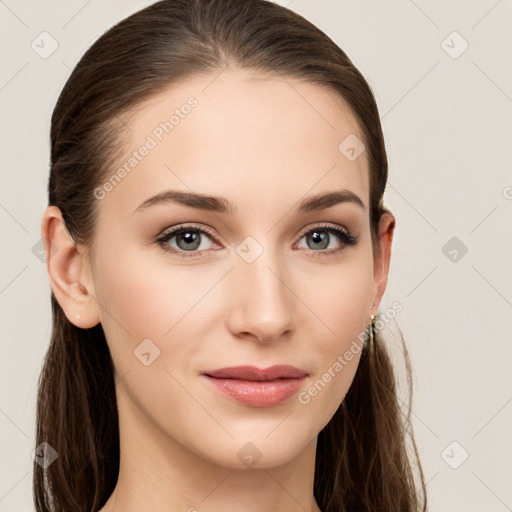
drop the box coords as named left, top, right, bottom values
left=1, top=1, right=511, bottom=511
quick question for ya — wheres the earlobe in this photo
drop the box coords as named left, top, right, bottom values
left=371, top=211, right=396, bottom=313
left=41, top=206, right=100, bottom=329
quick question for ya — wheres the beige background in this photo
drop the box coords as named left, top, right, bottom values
left=1, top=0, right=511, bottom=510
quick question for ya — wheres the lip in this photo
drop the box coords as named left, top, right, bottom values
left=202, top=365, right=308, bottom=407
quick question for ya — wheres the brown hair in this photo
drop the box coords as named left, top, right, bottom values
left=35, top=0, right=427, bottom=510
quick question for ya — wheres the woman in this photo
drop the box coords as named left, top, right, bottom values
left=35, top=0, right=427, bottom=510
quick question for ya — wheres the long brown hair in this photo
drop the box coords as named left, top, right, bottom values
left=34, top=1, right=427, bottom=510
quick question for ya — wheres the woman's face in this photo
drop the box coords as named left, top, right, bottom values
left=83, top=69, right=385, bottom=468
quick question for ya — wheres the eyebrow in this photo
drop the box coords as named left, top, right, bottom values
left=132, top=189, right=366, bottom=216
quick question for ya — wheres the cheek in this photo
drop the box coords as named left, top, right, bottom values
left=95, top=247, right=199, bottom=337
left=295, top=255, right=373, bottom=414
left=302, top=254, right=373, bottom=351
left=93, top=246, right=223, bottom=373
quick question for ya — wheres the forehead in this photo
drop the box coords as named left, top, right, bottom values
left=100, top=69, right=369, bottom=217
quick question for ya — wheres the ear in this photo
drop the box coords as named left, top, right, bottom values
left=41, top=205, right=101, bottom=329
left=370, top=211, right=396, bottom=315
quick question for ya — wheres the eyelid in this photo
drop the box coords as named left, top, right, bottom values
left=157, top=221, right=351, bottom=241
left=296, top=221, right=350, bottom=238
left=156, top=222, right=217, bottom=242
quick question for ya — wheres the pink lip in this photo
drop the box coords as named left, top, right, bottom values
left=202, top=365, right=308, bottom=407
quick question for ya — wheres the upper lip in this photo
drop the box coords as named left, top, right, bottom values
left=203, top=365, right=307, bottom=381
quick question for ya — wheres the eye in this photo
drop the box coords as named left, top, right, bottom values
left=155, top=222, right=358, bottom=259
left=295, top=223, right=358, bottom=257
left=156, top=224, right=218, bottom=258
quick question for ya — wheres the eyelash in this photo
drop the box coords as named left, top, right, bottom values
left=155, top=223, right=358, bottom=259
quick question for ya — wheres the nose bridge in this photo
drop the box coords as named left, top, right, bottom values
left=228, top=239, right=295, bottom=341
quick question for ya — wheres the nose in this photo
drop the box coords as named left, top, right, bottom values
left=225, top=251, right=296, bottom=345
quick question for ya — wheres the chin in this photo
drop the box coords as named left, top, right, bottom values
left=192, top=429, right=315, bottom=470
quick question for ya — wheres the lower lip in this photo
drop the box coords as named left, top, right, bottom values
left=203, top=375, right=306, bottom=407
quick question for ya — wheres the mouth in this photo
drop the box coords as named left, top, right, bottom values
left=201, top=365, right=308, bottom=407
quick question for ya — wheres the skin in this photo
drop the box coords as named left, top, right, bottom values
left=42, top=69, right=394, bottom=512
